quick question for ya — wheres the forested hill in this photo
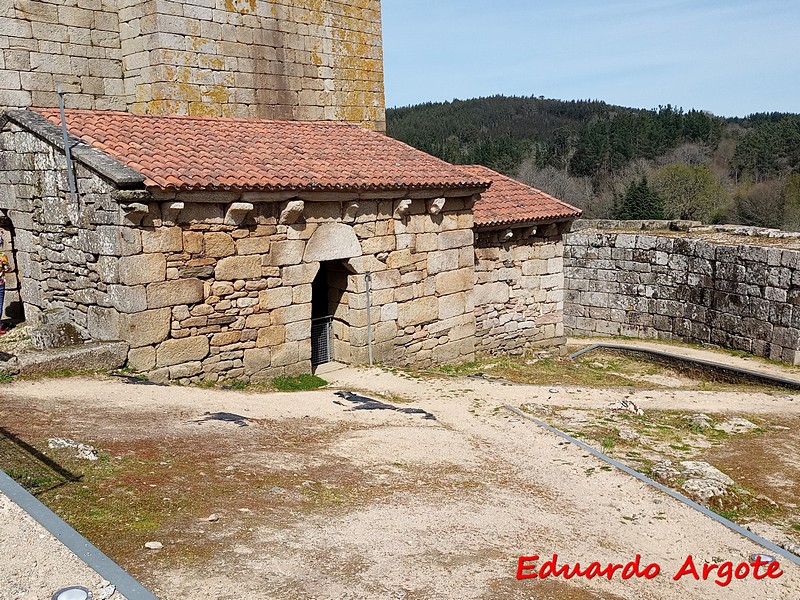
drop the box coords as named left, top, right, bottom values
left=386, top=96, right=800, bottom=230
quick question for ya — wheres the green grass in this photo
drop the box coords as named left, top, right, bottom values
left=425, top=348, right=790, bottom=392
left=271, top=374, right=327, bottom=392
left=434, top=361, right=482, bottom=376
left=601, top=436, right=617, bottom=450
left=4, top=466, right=56, bottom=491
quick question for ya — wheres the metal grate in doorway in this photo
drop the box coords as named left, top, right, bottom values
left=311, top=316, right=333, bottom=366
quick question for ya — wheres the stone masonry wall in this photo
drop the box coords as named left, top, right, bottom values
left=564, top=226, right=800, bottom=365
left=124, top=194, right=476, bottom=381
left=1, top=0, right=386, bottom=130
left=0, top=121, right=142, bottom=339
left=0, top=0, right=126, bottom=111
left=473, top=229, right=565, bottom=354
left=0, top=124, right=475, bottom=380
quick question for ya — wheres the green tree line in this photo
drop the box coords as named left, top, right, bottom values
left=386, top=96, right=800, bottom=230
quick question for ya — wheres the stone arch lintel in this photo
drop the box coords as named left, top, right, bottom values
left=303, top=223, right=362, bottom=263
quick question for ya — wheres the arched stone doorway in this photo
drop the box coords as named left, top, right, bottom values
left=306, top=223, right=362, bottom=367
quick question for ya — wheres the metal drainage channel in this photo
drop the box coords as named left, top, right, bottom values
left=504, top=405, right=800, bottom=567
left=0, top=469, right=159, bottom=600
left=569, top=343, right=800, bottom=390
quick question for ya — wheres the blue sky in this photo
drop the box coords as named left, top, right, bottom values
left=381, top=0, right=800, bottom=117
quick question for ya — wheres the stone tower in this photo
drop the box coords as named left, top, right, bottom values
left=0, top=0, right=386, bottom=131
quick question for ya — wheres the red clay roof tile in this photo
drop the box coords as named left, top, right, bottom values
left=35, top=109, right=489, bottom=194
left=463, top=165, right=582, bottom=227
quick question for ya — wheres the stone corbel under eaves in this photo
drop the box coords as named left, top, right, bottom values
left=225, top=202, right=254, bottom=226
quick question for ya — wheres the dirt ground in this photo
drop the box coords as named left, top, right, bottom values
left=1, top=354, right=800, bottom=600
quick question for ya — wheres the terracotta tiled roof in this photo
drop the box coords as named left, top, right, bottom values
left=33, top=109, right=490, bottom=193
left=463, top=165, right=582, bottom=227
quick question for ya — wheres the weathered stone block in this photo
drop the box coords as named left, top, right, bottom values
left=439, top=293, right=467, bottom=320
left=17, top=342, right=129, bottom=376
left=142, top=227, right=183, bottom=253
left=215, top=255, right=261, bottom=280
left=246, top=313, right=272, bottom=328
left=87, top=305, right=121, bottom=341
left=270, top=240, right=305, bottom=266
left=177, top=203, right=223, bottom=224
left=370, top=269, right=401, bottom=290
left=29, top=323, right=84, bottom=350
left=271, top=303, right=309, bottom=324
left=381, top=302, right=398, bottom=321
left=211, top=331, right=240, bottom=346
left=127, top=346, right=156, bottom=372
left=244, top=348, right=271, bottom=375
left=108, top=284, right=147, bottom=313
left=285, top=320, right=309, bottom=342
left=170, top=361, right=203, bottom=379
left=303, top=222, right=361, bottom=261
left=183, top=231, right=203, bottom=254
left=398, top=296, right=438, bottom=328
left=90, top=225, right=142, bottom=256
left=473, top=282, right=510, bottom=306
left=259, top=287, right=293, bottom=310
left=293, top=284, right=312, bottom=304
left=119, top=308, right=171, bottom=348
left=119, top=253, right=167, bottom=285
left=270, top=341, right=299, bottom=367
left=95, top=256, right=119, bottom=283
left=147, top=278, right=204, bottom=308
left=427, top=249, right=459, bottom=274
left=282, top=263, right=319, bottom=285
left=236, top=236, right=270, bottom=255
left=204, top=232, right=235, bottom=257
left=438, top=229, right=473, bottom=250
left=156, top=336, right=210, bottom=367
left=435, top=268, right=472, bottom=295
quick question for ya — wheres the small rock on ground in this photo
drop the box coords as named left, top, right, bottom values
left=679, top=461, right=734, bottom=485
left=684, top=413, right=713, bottom=429
left=682, top=478, right=730, bottom=501
left=715, top=417, right=759, bottom=434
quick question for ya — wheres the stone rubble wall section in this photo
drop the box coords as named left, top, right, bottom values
left=1, top=0, right=385, bottom=131
left=0, top=125, right=475, bottom=381
left=0, top=124, right=130, bottom=331
left=564, top=228, right=800, bottom=365
left=473, top=232, right=565, bottom=354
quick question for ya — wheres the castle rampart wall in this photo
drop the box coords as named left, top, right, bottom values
left=564, top=220, right=800, bottom=365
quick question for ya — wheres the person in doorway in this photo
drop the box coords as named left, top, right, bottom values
left=0, top=235, right=11, bottom=335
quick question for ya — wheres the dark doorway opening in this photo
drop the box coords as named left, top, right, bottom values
left=311, top=261, right=350, bottom=366
left=0, top=213, right=24, bottom=324
left=310, top=261, right=332, bottom=366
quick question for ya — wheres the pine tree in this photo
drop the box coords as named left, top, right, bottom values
left=618, top=177, right=664, bottom=220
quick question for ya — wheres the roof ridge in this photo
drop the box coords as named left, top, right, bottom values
left=32, top=107, right=362, bottom=128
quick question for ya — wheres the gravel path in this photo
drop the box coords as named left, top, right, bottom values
left=1, top=339, right=799, bottom=599
left=0, top=489, right=126, bottom=600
